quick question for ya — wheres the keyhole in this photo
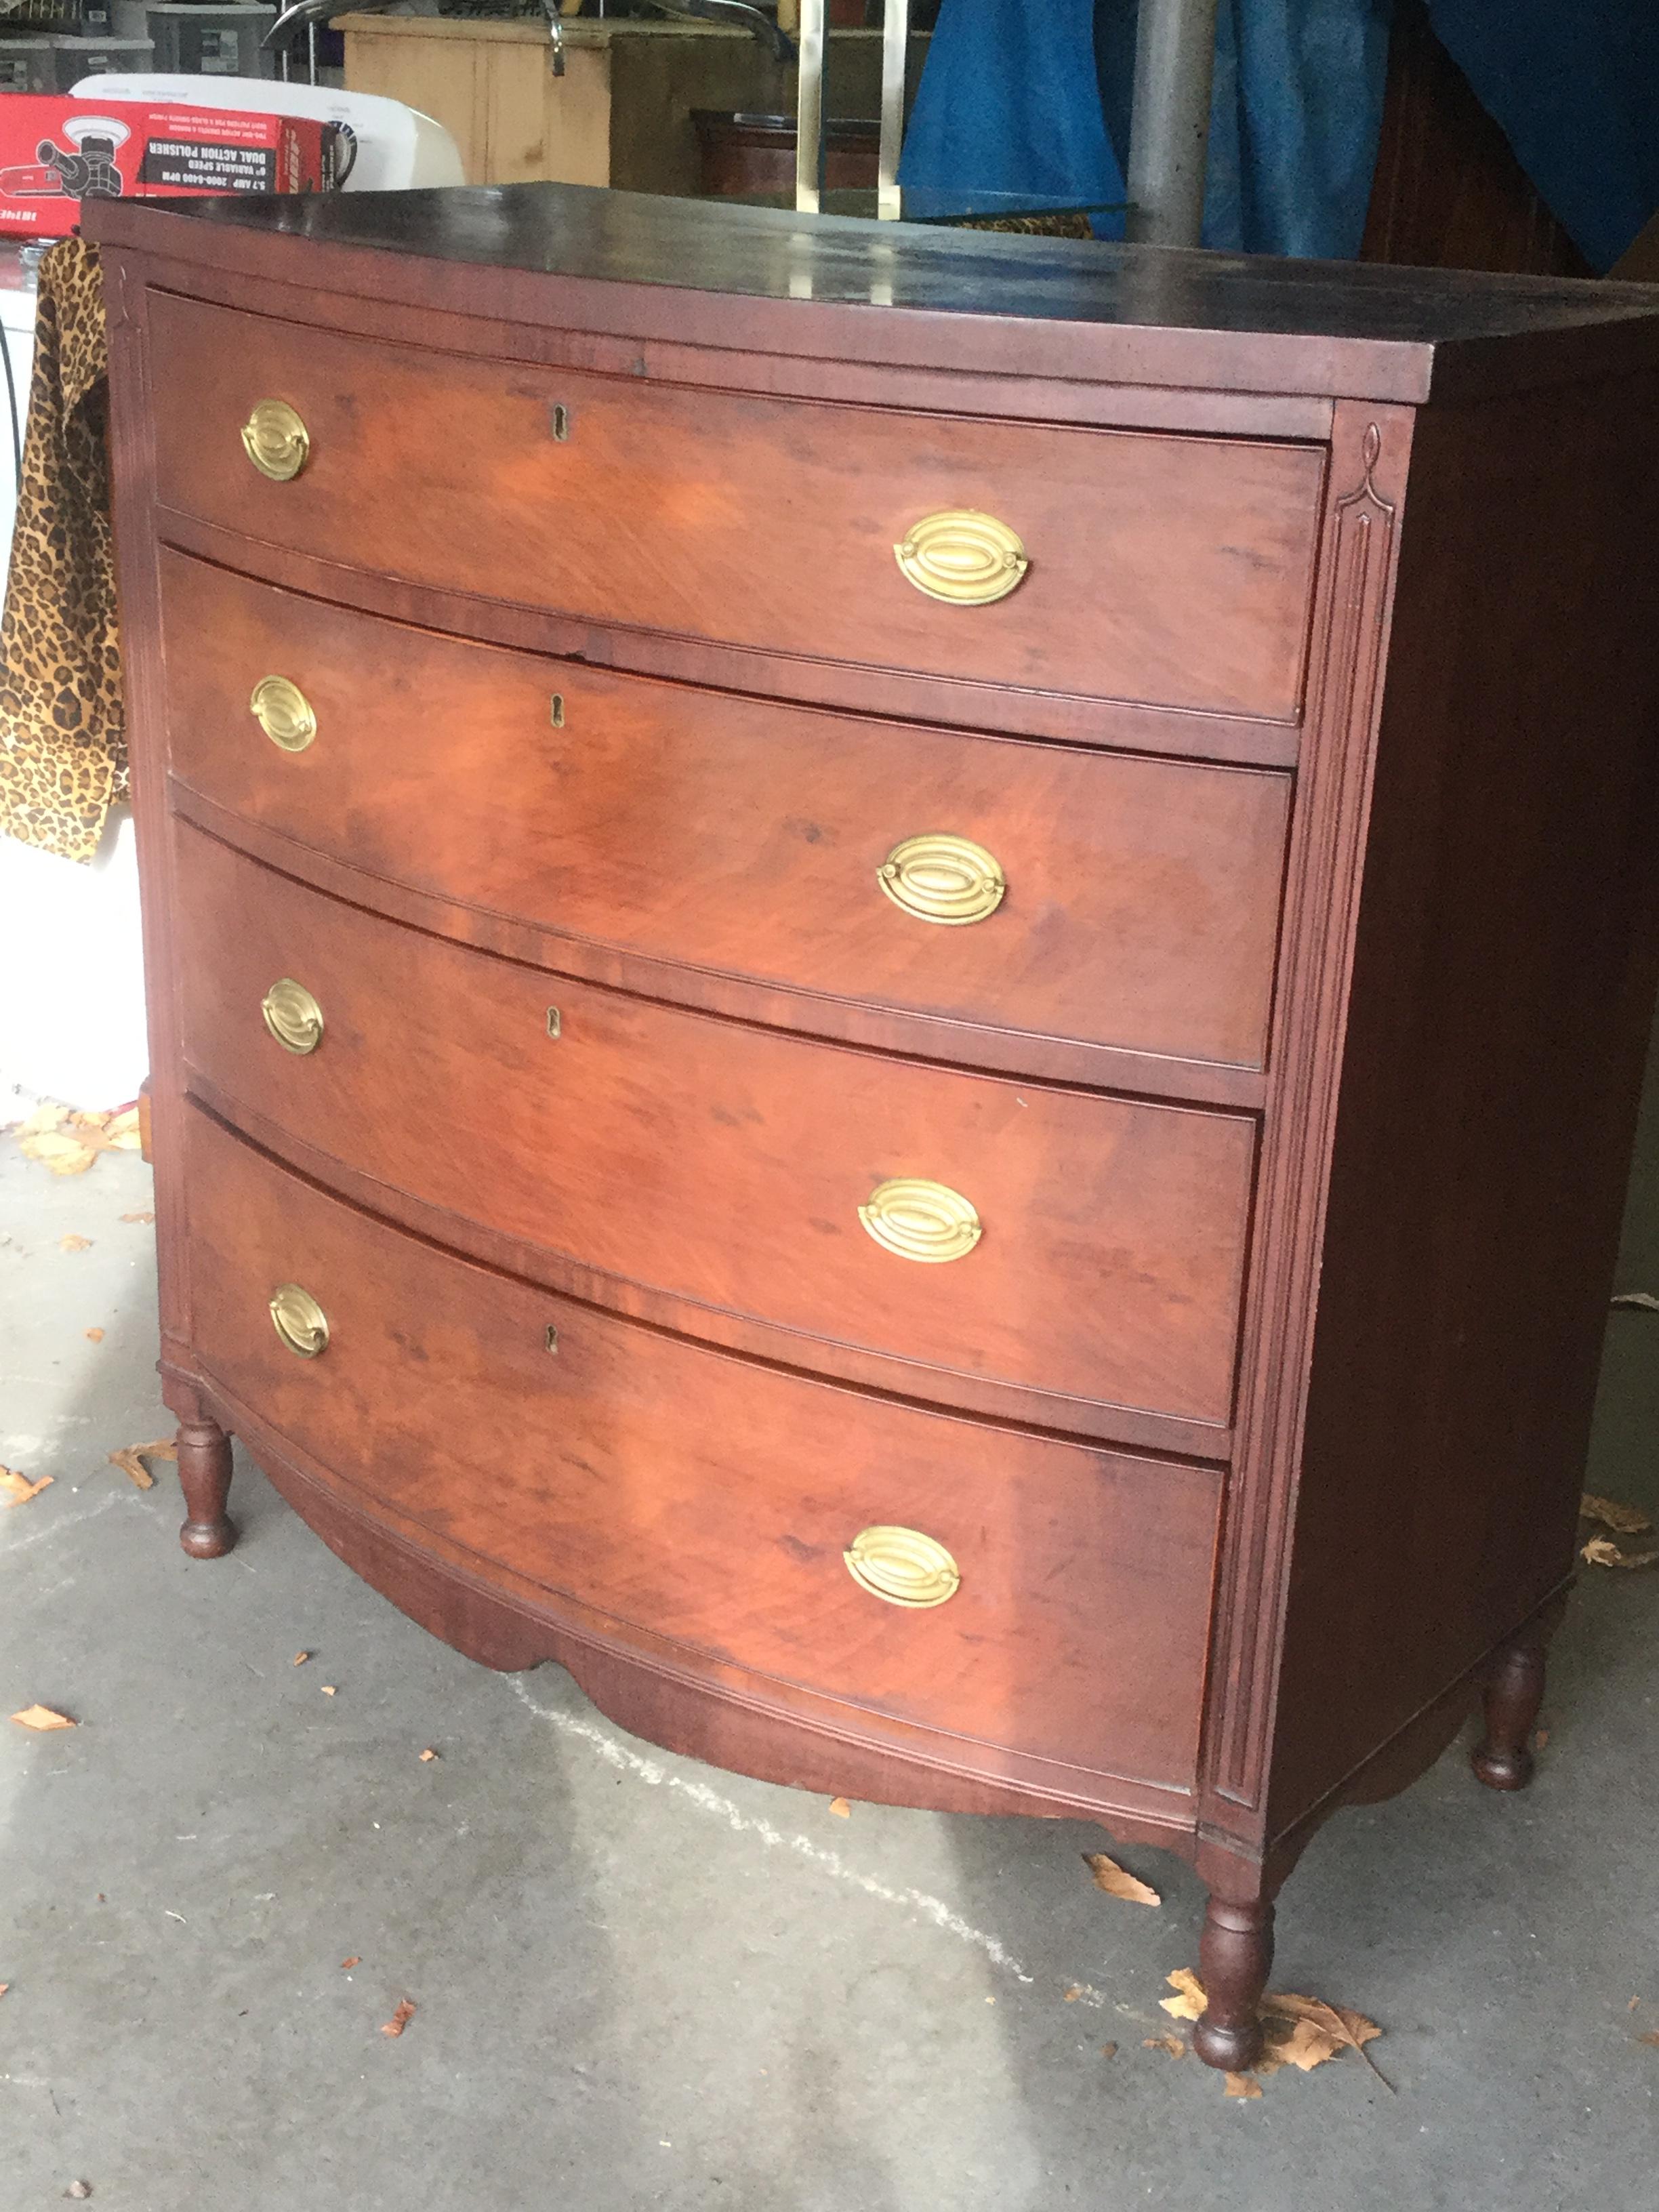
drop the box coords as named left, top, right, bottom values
left=550, top=403, right=571, bottom=442
left=550, top=693, right=565, bottom=729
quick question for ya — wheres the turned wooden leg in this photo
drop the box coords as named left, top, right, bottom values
left=1192, top=1893, right=1275, bottom=2072
left=176, top=1416, right=237, bottom=1559
left=1471, top=1633, right=1546, bottom=1791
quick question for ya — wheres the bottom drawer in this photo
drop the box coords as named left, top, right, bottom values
left=180, top=1105, right=1222, bottom=1794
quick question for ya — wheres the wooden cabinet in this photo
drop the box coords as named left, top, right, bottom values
left=335, top=14, right=917, bottom=194
left=87, top=183, right=1659, bottom=2075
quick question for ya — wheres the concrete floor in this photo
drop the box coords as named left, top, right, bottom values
left=4, top=1060, right=1659, bottom=2210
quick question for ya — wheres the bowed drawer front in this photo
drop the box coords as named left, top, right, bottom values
left=181, top=1103, right=1223, bottom=1795
left=147, top=291, right=1324, bottom=720
left=159, top=553, right=1292, bottom=1073
left=173, top=826, right=1256, bottom=1433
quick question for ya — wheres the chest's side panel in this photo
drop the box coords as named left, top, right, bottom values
left=1257, top=376, right=1659, bottom=1853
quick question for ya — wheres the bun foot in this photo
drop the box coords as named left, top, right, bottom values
left=1471, top=1634, right=1545, bottom=1793
left=1193, top=1893, right=1274, bottom=2074
left=176, top=1416, right=237, bottom=1559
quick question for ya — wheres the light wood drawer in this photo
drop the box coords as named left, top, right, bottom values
left=176, top=827, right=1257, bottom=1431
left=161, top=551, right=1291, bottom=1076
left=148, top=291, right=1324, bottom=720
left=182, top=1102, right=1222, bottom=1792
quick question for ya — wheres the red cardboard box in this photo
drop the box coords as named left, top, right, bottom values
left=0, top=97, right=340, bottom=237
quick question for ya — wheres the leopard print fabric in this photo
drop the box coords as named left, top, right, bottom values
left=0, top=237, right=123, bottom=865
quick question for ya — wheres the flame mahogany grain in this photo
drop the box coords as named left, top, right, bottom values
left=171, top=822, right=1257, bottom=1437
left=157, top=550, right=1294, bottom=1082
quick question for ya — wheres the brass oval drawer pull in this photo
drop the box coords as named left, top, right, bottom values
left=894, top=510, right=1028, bottom=605
left=844, top=1525, right=961, bottom=1609
left=859, top=1177, right=981, bottom=1264
left=250, top=675, right=317, bottom=754
left=270, top=1282, right=329, bottom=1359
left=242, top=398, right=310, bottom=482
left=262, top=977, right=324, bottom=1056
left=878, top=834, right=1006, bottom=926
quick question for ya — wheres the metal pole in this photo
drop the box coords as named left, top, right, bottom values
left=795, top=0, right=825, bottom=213
left=876, top=0, right=909, bottom=220
left=1124, top=0, right=1218, bottom=247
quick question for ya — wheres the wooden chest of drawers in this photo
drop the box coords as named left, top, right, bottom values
left=87, top=184, right=1659, bottom=2072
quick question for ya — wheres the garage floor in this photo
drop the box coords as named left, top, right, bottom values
left=5, top=1040, right=1659, bottom=2210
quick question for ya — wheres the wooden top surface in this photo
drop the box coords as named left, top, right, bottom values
left=331, top=12, right=891, bottom=38
left=87, top=182, right=1659, bottom=404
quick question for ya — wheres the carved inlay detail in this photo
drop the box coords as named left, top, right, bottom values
left=1206, top=409, right=1404, bottom=1816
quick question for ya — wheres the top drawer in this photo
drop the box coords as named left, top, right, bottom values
left=146, top=291, right=1325, bottom=722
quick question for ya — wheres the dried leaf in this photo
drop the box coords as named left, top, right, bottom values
left=340, top=1957, right=361, bottom=1971
left=1611, top=1290, right=1659, bottom=1311
left=58, top=1233, right=92, bottom=1254
left=66, top=2183, right=92, bottom=2199
left=1063, top=1986, right=1084, bottom=2003
left=1143, top=2035, right=1187, bottom=2059
left=84, top=1328, right=104, bottom=1343
left=380, top=1999, right=416, bottom=2038
left=1162, top=1972, right=1391, bottom=2091
left=1160, top=1967, right=1206, bottom=2022
left=20, top=1130, right=98, bottom=1175
left=1265, top=1993, right=1391, bottom=2091
left=120, top=1212, right=155, bottom=1225
left=1535, top=1729, right=1549, bottom=1749
left=1261, top=2010, right=1345, bottom=2072
left=106, top=1441, right=176, bottom=1491
left=1639, top=2032, right=1659, bottom=2049
left=827, top=1797, right=851, bottom=1818
left=1629, top=1996, right=1641, bottom=2011
left=418, top=1748, right=438, bottom=1763
left=1, top=1467, right=52, bottom=1509
left=1224, top=2072, right=1263, bottom=2100
left=1082, top=1850, right=1160, bottom=1907
left=293, top=1652, right=311, bottom=1666
left=1099, top=2042, right=1118, bottom=2060
left=11, top=1705, right=77, bottom=1731
left=1582, top=1494, right=1655, bottom=1536
left=1582, top=1535, right=1659, bottom=1570
left=17, top=1103, right=140, bottom=1175
left=321, top=1685, right=337, bottom=1696
left=14, top=1101, right=66, bottom=1136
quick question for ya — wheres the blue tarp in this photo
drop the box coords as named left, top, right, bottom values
left=897, top=0, right=1659, bottom=271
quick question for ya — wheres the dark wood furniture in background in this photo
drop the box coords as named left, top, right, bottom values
left=87, top=184, right=1659, bottom=2072
left=1360, top=0, right=1591, bottom=278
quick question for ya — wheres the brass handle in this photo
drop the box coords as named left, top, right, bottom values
left=894, top=510, right=1028, bottom=605
left=241, top=398, right=309, bottom=482
left=845, top=1525, right=960, bottom=1609
left=878, top=834, right=1006, bottom=926
left=270, top=1282, right=329, bottom=1358
left=250, top=676, right=316, bottom=755
left=262, top=978, right=323, bottom=1055
left=859, top=1178, right=981, bottom=1264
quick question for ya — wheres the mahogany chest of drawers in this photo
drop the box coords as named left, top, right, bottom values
left=87, top=184, right=1659, bottom=2072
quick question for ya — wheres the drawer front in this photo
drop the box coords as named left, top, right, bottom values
left=161, top=552, right=1291, bottom=1073
left=149, top=292, right=1324, bottom=720
left=181, top=1104, right=1221, bottom=1788
left=176, top=828, right=1256, bottom=1428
